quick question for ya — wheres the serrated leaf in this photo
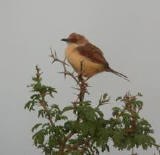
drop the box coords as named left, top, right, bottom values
left=62, top=106, right=73, bottom=113
left=116, top=96, right=122, bottom=101
left=112, top=107, right=121, bottom=116
left=32, top=129, right=45, bottom=146
left=32, top=123, right=42, bottom=132
left=95, top=108, right=104, bottom=118
left=38, top=109, right=45, bottom=118
left=135, top=100, right=143, bottom=108
left=103, top=93, right=108, bottom=100
left=137, top=92, right=143, bottom=96
left=51, top=104, right=59, bottom=110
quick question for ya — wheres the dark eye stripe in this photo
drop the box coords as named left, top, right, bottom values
left=69, top=38, right=77, bottom=43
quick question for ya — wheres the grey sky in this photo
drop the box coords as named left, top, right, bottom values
left=0, top=0, right=160, bottom=154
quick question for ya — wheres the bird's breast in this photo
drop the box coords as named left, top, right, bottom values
left=65, top=44, right=105, bottom=77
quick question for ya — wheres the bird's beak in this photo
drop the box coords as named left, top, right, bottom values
left=61, top=38, right=69, bottom=42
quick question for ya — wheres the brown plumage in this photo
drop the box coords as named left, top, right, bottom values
left=61, top=33, right=129, bottom=81
left=76, top=43, right=108, bottom=65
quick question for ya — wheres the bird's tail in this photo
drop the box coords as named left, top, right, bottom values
left=107, top=67, right=129, bottom=81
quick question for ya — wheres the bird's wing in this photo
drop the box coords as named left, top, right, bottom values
left=76, top=43, right=109, bottom=66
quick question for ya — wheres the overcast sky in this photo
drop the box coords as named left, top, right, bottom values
left=0, top=0, right=160, bottom=155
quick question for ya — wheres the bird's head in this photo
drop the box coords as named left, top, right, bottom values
left=61, top=33, right=88, bottom=45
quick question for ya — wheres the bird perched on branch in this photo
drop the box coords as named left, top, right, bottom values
left=61, top=33, right=128, bottom=81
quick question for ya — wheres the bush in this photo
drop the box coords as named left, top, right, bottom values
left=25, top=52, right=159, bottom=155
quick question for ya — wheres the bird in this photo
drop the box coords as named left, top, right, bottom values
left=61, top=33, right=129, bottom=81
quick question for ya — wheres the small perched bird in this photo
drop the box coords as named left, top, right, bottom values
left=61, top=33, right=128, bottom=81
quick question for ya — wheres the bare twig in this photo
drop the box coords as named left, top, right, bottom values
left=59, top=71, right=79, bottom=84
left=50, top=48, right=68, bottom=79
left=50, top=48, right=68, bottom=66
left=50, top=48, right=89, bottom=98
left=50, top=48, right=82, bottom=84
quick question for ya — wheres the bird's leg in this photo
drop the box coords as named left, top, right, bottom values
left=63, top=57, right=67, bottom=78
left=78, top=60, right=85, bottom=81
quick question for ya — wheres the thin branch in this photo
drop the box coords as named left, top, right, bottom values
left=35, top=66, right=54, bottom=126
left=58, top=71, right=79, bottom=84
left=50, top=48, right=81, bottom=84
left=50, top=48, right=89, bottom=102
left=39, top=100, right=54, bottom=126
left=50, top=48, right=68, bottom=66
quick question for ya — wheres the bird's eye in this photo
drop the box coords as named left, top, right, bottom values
left=69, top=38, right=77, bottom=43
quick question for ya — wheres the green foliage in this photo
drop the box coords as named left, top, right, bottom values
left=25, top=66, right=159, bottom=155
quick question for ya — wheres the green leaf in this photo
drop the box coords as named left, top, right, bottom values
left=32, top=129, right=46, bottom=146
left=51, top=104, right=60, bottom=110
left=38, top=109, right=46, bottom=118
left=24, top=100, right=35, bottom=111
left=82, top=100, right=91, bottom=105
left=78, top=121, right=94, bottom=136
left=48, top=135, right=59, bottom=147
left=112, top=107, right=121, bottom=116
left=135, top=100, right=143, bottom=108
left=71, top=151, right=83, bottom=155
left=103, top=93, right=108, bottom=100
left=137, top=92, right=143, bottom=96
left=32, top=123, right=42, bottom=132
left=62, top=106, right=73, bottom=113
left=116, top=96, right=122, bottom=101
left=95, top=107, right=104, bottom=118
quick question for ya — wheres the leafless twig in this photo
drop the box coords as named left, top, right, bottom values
left=50, top=48, right=68, bottom=79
